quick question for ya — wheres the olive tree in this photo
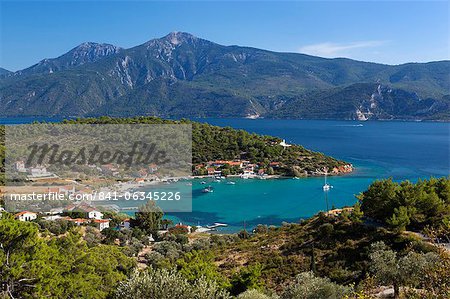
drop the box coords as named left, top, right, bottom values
left=281, top=272, right=351, bottom=299
left=369, top=241, right=439, bottom=298
left=114, top=268, right=231, bottom=299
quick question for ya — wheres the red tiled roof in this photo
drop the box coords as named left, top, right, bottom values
left=14, top=211, right=36, bottom=217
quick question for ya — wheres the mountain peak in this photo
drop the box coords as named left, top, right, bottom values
left=70, top=42, right=122, bottom=55
left=162, top=31, right=197, bottom=45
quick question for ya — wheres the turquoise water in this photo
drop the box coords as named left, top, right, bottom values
left=2, top=117, right=448, bottom=232
left=173, top=118, right=449, bottom=232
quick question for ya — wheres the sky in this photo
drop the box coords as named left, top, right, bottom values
left=0, top=0, right=448, bottom=71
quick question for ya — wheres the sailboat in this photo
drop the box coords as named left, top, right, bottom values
left=202, top=186, right=214, bottom=193
left=323, top=168, right=333, bottom=191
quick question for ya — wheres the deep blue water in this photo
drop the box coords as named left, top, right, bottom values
left=2, top=117, right=448, bottom=232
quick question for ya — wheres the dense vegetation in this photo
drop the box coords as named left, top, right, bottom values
left=358, top=178, right=450, bottom=234
left=60, top=116, right=348, bottom=176
left=0, top=214, right=135, bottom=298
left=1, top=32, right=449, bottom=120
left=1, top=178, right=450, bottom=298
left=1, top=118, right=449, bottom=298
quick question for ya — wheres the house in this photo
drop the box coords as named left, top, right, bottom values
left=65, top=203, right=103, bottom=220
left=15, top=161, right=27, bottom=172
left=269, top=162, right=281, bottom=168
left=135, top=178, right=145, bottom=184
left=148, top=164, right=158, bottom=173
left=93, top=219, right=110, bottom=231
left=194, top=164, right=205, bottom=170
left=15, top=211, right=37, bottom=221
left=42, top=215, right=65, bottom=221
left=279, top=139, right=292, bottom=147
left=138, top=169, right=149, bottom=177
left=207, top=167, right=215, bottom=176
left=83, top=207, right=103, bottom=220
left=28, top=165, right=48, bottom=176
left=66, top=218, right=89, bottom=225
left=170, top=223, right=192, bottom=234
left=48, top=207, right=64, bottom=215
left=228, top=161, right=243, bottom=168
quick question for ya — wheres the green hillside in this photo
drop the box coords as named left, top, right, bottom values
left=1, top=32, right=448, bottom=120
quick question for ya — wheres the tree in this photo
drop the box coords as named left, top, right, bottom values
left=237, top=289, right=274, bottom=299
left=280, top=271, right=352, bottom=299
left=176, top=250, right=228, bottom=287
left=0, top=216, right=135, bottom=298
left=134, top=200, right=163, bottom=235
left=368, top=241, right=439, bottom=298
left=161, top=219, right=174, bottom=230
left=0, top=215, right=51, bottom=298
left=386, top=206, right=410, bottom=232
left=230, top=263, right=264, bottom=295
left=358, top=178, right=399, bottom=220
left=238, top=229, right=250, bottom=239
left=349, top=203, right=363, bottom=224
left=114, top=268, right=231, bottom=299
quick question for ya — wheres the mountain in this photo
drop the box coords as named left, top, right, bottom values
left=9, top=42, right=123, bottom=78
left=0, top=32, right=449, bottom=120
left=0, top=68, right=11, bottom=76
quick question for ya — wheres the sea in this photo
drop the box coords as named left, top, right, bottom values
left=2, top=117, right=449, bottom=232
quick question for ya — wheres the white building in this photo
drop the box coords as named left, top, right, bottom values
left=279, top=139, right=292, bottom=147
left=15, top=161, right=27, bottom=172
left=85, top=207, right=103, bottom=220
left=93, top=219, right=110, bottom=231
left=15, top=211, right=37, bottom=221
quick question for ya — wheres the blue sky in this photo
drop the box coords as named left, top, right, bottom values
left=1, top=1, right=448, bottom=71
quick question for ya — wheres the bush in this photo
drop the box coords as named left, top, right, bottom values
left=281, top=272, right=352, bottom=299
left=114, top=268, right=231, bottom=299
left=237, top=289, right=275, bottom=299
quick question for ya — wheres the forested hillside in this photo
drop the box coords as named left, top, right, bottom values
left=1, top=32, right=448, bottom=120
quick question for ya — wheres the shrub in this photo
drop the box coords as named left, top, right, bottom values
left=281, top=272, right=352, bottom=299
left=114, top=268, right=231, bottom=299
left=237, top=289, right=275, bottom=299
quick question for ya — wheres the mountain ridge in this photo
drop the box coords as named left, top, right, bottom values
left=1, top=32, right=449, bottom=120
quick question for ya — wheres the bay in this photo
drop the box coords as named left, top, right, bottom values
left=2, top=117, right=448, bottom=232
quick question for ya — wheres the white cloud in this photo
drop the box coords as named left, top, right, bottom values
left=299, top=40, right=386, bottom=58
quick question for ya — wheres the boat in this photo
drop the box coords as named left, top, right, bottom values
left=323, top=169, right=333, bottom=191
left=200, top=181, right=207, bottom=184
left=206, top=222, right=228, bottom=229
left=226, top=181, right=236, bottom=185
left=202, top=186, right=214, bottom=193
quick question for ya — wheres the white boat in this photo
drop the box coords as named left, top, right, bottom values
left=206, top=222, right=228, bottom=229
left=323, top=169, right=333, bottom=191
left=200, top=181, right=207, bottom=184
left=202, top=186, right=214, bottom=193
left=226, top=181, right=236, bottom=185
